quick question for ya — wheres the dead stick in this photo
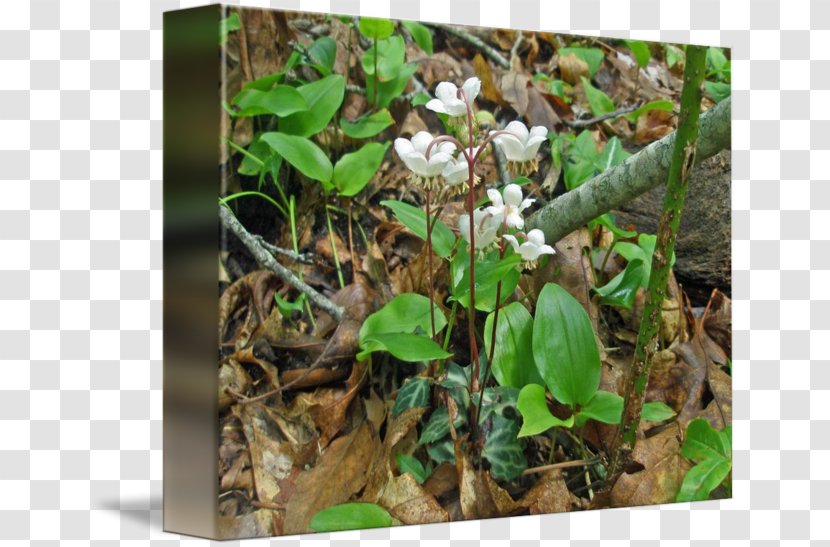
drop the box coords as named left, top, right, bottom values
left=427, top=23, right=510, bottom=69
left=522, top=457, right=599, bottom=476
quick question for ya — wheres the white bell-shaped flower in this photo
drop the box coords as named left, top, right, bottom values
left=493, top=121, right=548, bottom=174
left=503, top=229, right=555, bottom=269
left=425, top=77, right=481, bottom=117
left=394, top=131, right=456, bottom=190
left=441, top=147, right=479, bottom=195
left=485, top=183, right=535, bottom=229
left=458, top=207, right=502, bottom=250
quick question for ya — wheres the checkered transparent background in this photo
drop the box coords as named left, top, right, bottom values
left=0, top=0, right=825, bottom=543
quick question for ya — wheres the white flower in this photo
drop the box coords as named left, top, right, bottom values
left=486, top=183, right=535, bottom=229
left=459, top=207, right=502, bottom=250
left=425, top=77, right=481, bottom=117
left=493, top=121, right=548, bottom=174
left=441, top=147, right=479, bottom=194
left=394, top=131, right=455, bottom=190
left=503, top=229, right=555, bottom=268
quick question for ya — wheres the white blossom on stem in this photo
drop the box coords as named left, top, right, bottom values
left=394, top=131, right=455, bottom=191
left=441, top=147, right=479, bottom=195
left=486, top=183, right=535, bottom=229
left=426, top=77, right=481, bottom=117
left=503, top=229, right=555, bottom=269
left=459, top=207, right=502, bottom=250
left=493, top=120, right=548, bottom=174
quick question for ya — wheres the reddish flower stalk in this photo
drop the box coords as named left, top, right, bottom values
left=425, top=190, right=436, bottom=339
left=460, top=88, right=480, bottom=395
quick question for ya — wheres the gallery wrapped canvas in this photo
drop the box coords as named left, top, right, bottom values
left=163, top=4, right=732, bottom=539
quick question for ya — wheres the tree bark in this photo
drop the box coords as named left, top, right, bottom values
left=526, top=96, right=730, bottom=243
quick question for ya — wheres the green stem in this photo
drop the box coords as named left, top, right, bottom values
left=442, top=300, right=458, bottom=352
left=325, top=199, right=346, bottom=289
left=219, top=191, right=286, bottom=218
left=609, top=45, right=708, bottom=477
left=289, top=196, right=316, bottom=330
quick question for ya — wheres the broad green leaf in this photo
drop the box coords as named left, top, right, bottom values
left=307, top=36, right=337, bottom=74
left=642, top=401, right=677, bottom=422
left=274, top=292, right=306, bottom=319
left=230, top=86, right=308, bottom=117
left=665, top=44, right=684, bottom=69
left=395, top=454, right=430, bottom=484
left=401, top=20, right=433, bottom=54
left=675, top=457, right=731, bottom=502
left=333, top=142, right=390, bottom=197
left=426, top=436, right=456, bottom=465
left=532, top=283, right=601, bottom=406
left=362, top=36, right=405, bottom=81
left=594, top=258, right=645, bottom=309
left=419, top=406, right=465, bottom=445
left=237, top=135, right=282, bottom=178
left=368, top=62, right=418, bottom=108
left=358, top=17, right=395, bottom=40
left=260, top=132, right=333, bottom=185
left=340, top=109, right=394, bottom=139
left=594, top=136, right=630, bottom=173
left=391, top=377, right=430, bottom=417
left=704, top=81, right=731, bottom=103
left=581, top=76, right=615, bottom=117
left=517, top=384, right=574, bottom=437
left=589, top=213, right=637, bottom=239
left=564, top=130, right=600, bottom=190
left=575, top=390, right=622, bottom=427
left=359, top=293, right=448, bottom=343
left=359, top=333, right=451, bottom=363
left=219, top=13, right=240, bottom=45
left=482, top=412, right=527, bottom=481
left=706, top=47, right=730, bottom=78
left=559, top=47, right=604, bottom=76
left=624, top=100, right=674, bottom=122
left=279, top=75, right=345, bottom=137
left=410, top=91, right=431, bottom=107
left=484, top=302, right=543, bottom=389
left=625, top=39, right=651, bottom=68
left=380, top=199, right=456, bottom=258
left=681, top=418, right=731, bottom=462
left=450, top=248, right=521, bottom=312
left=309, top=502, right=393, bottom=532
left=612, top=233, right=675, bottom=289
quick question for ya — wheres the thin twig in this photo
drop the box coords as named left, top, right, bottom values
left=563, top=103, right=640, bottom=129
left=220, top=205, right=344, bottom=321
left=251, top=234, right=315, bottom=264
left=521, top=457, right=599, bottom=476
left=427, top=23, right=510, bottom=69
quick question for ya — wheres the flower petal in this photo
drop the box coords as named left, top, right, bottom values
left=526, top=229, right=546, bottom=246
left=435, top=81, right=459, bottom=104
left=529, top=125, right=548, bottom=139
left=425, top=98, right=448, bottom=114
left=519, top=242, right=540, bottom=261
left=462, top=77, right=481, bottom=103
left=411, top=131, right=434, bottom=154
left=506, top=211, right=524, bottom=229
left=504, top=120, right=530, bottom=144
left=518, top=198, right=536, bottom=213
left=394, top=137, right=414, bottom=158
left=503, top=184, right=523, bottom=207
left=494, top=134, right=525, bottom=162
left=538, top=244, right=556, bottom=256
left=487, top=188, right=504, bottom=208
left=503, top=234, right=520, bottom=253
left=458, top=214, right=471, bottom=245
left=400, top=152, right=428, bottom=177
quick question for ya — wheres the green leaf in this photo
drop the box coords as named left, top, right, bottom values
left=219, top=12, right=240, bottom=45
left=642, top=401, right=676, bottom=422
left=589, top=213, right=637, bottom=239
left=594, top=258, right=645, bottom=309
left=675, top=457, right=731, bottom=502
left=309, top=502, right=394, bottom=533
left=612, top=233, right=675, bottom=289
left=581, top=76, right=615, bottom=117
left=367, top=62, right=418, bottom=109
left=401, top=20, right=433, bottom=54
left=360, top=293, right=448, bottom=345
left=340, top=109, right=395, bottom=139
left=623, top=99, right=673, bottom=122
left=274, top=292, right=306, bottom=319
left=359, top=333, right=451, bottom=363
left=665, top=44, right=684, bottom=69
left=230, top=86, right=308, bottom=117
left=681, top=418, right=731, bottom=462
left=517, top=384, right=574, bottom=437
left=706, top=47, right=729, bottom=77
left=704, top=81, right=731, bottom=103
left=307, top=36, right=337, bottom=74
left=237, top=135, right=279, bottom=177
left=450, top=249, right=522, bottom=312
left=358, top=17, right=395, bottom=40
left=575, top=390, right=623, bottom=427
left=260, top=132, right=333, bottom=185
left=482, top=412, right=527, bottom=481
left=559, top=47, right=604, bottom=76
left=594, top=136, right=630, bottom=173
left=396, top=454, right=430, bottom=484
left=410, top=91, right=431, bottom=107
left=362, top=36, right=405, bottom=81
left=625, top=40, right=651, bottom=68
left=391, top=377, right=430, bottom=417
left=333, top=142, right=390, bottom=197
left=279, top=75, right=345, bottom=137
left=532, top=283, right=601, bottom=406
left=380, top=199, right=456, bottom=258
left=484, top=302, right=543, bottom=389
left=564, top=130, right=600, bottom=190
left=419, top=407, right=465, bottom=445
left=426, top=436, right=456, bottom=465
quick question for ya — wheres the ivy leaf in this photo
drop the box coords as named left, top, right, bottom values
left=594, top=258, right=645, bottom=309
left=418, top=407, right=465, bottom=445
left=391, top=377, right=430, bottom=417
left=482, top=412, right=527, bottom=481
left=484, top=302, right=543, bottom=389
left=279, top=75, right=345, bottom=137
left=358, top=17, right=395, bottom=41
left=581, top=76, right=615, bottom=117
left=575, top=390, right=622, bottom=427
left=426, top=436, right=456, bottom=465
left=309, top=502, right=394, bottom=533
left=230, top=86, right=308, bottom=117
left=358, top=333, right=451, bottom=363
left=532, top=283, right=601, bottom=406
left=333, top=142, right=390, bottom=197
left=642, top=401, right=676, bottom=422
left=675, top=456, right=732, bottom=502
left=340, top=109, right=394, bottom=139
left=625, top=39, right=651, bottom=68
left=260, top=132, right=333, bottom=185
left=381, top=199, right=456, bottom=258
left=395, top=454, right=430, bottom=484
left=401, top=20, right=433, bottom=54
left=517, top=384, right=574, bottom=437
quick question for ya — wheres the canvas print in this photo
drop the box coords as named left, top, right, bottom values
left=211, top=6, right=732, bottom=538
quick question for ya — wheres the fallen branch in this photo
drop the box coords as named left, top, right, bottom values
left=521, top=457, right=599, bottom=476
left=526, top=96, right=730, bottom=242
left=251, top=234, right=315, bottom=264
left=427, top=23, right=510, bottom=69
left=220, top=206, right=345, bottom=321
left=563, top=103, right=640, bottom=129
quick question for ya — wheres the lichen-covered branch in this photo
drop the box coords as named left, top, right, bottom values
left=219, top=206, right=345, bottom=321
left=526, top=96, right=730, bottom=242
left=609, top=45, right=709, bottom=477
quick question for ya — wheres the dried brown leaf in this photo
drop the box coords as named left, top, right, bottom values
left=522, top=470, right=571, bottom=514
left=559, top=53, right=589, bottom=85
